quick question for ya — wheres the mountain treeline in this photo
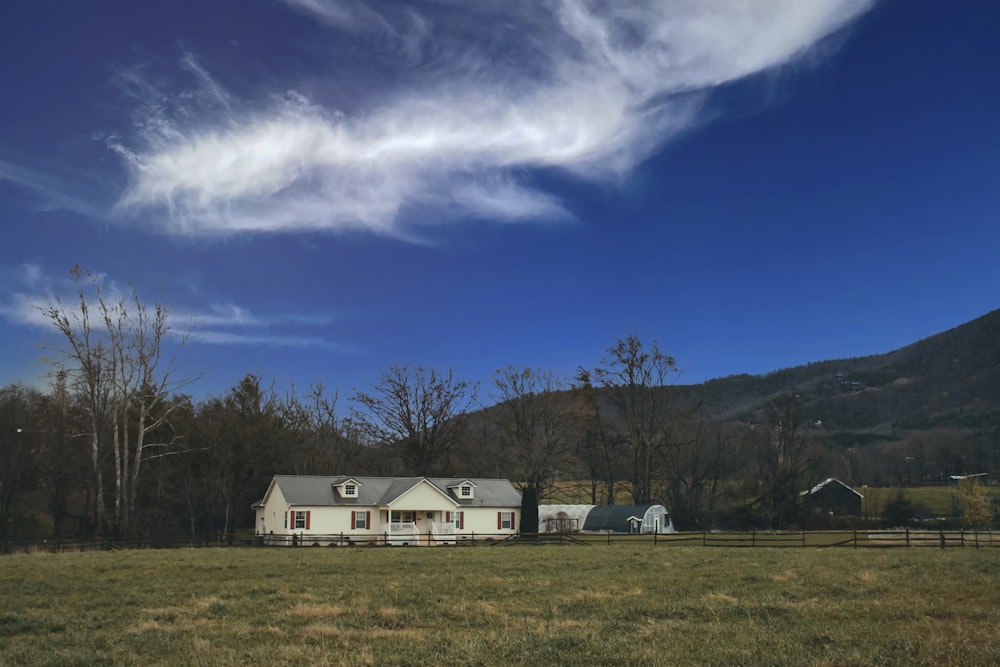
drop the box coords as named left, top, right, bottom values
left=2, top=273, right=999, bottom=540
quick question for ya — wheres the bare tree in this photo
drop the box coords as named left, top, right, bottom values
left=584, top=334, right=680, bottom=505
left=573, top=369, right=623, bottom=505
left=489, top=367, right=574, bottom=529
left=40, top=266, right=193, bottom=537
left=750, top=394, right=820, bottom=528
left=281, top=383, right=361, bottom=474
left=659, top=420, right=739, bottom=529
left=352, top=365, right=474, bottom=476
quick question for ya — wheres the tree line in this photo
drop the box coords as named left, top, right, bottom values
left=2, top=271, right=992, bottom=542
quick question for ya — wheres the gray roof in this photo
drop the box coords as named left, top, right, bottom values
left=263, top=475, right=521, bottom=508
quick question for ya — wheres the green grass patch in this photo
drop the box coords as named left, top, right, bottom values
left=1, top=546, right=998, bottom=665
left=864, top=485, right=999, bottom=517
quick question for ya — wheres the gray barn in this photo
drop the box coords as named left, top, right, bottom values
left=802, top=478, right=863, bottom=516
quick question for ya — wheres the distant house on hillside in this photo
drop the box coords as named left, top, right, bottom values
left=801, top=478, right=863, bottom=516
left=537, top=504, right=675, bottom=534
left=253, top=475, right=521, bottom=546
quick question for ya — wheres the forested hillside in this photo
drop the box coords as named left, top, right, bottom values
left=682, top=307, right=1000, bottom=430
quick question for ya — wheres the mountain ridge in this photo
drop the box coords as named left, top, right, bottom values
left=672, top=307, right=1000, bottom=442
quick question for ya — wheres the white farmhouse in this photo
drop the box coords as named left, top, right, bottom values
left=253, top=475, right=522, bottom=545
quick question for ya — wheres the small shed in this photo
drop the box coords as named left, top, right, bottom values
left=538, top=504, right=675, bottom=534
left=802, top=478, right=863, bottom=516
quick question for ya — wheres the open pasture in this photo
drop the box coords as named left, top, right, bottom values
left=1, top=545, right=997, bottom=666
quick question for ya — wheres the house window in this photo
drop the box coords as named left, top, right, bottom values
left=460, top=485, right=471, bottom=497
left=294, top=511, right=309, bottom=530
left=344, top=484, right=356, bottom=496
left=354, top=511, right=368, bottom=530
left=499, top=511, right=514, bottom=530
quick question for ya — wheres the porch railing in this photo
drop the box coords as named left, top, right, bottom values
left=389, top=521, right=417, bottom=534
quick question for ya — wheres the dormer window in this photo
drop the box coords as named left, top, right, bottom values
left=448, top=480, right=476, bottom=500
left=334, top=479, right=361, bottom=498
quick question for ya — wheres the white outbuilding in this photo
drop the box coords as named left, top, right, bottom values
left=538, top=504, right=675, bottom=534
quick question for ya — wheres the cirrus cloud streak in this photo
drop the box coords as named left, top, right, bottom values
left=0, top=265, right=340, bottom=351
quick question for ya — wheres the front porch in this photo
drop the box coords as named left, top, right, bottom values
left=384, top=510, right=458, bottom=545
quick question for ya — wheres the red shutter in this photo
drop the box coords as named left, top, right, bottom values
left=458, top=511, right=464, bottom=529
left=511, top=512, right=515, bottom=530
left=290, top=510, right=295, bottom=528
left=366, top=511, right=371, bottom=531
left=305, top=511, right=311, bottom=530
left=498, top=512, right=502, bottom=530
left=351, top=512, right=356, bottom=530
left=445, top=511, right=451, bottom=523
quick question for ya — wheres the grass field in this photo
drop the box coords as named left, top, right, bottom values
left=2, top=545, right=998, bottom=666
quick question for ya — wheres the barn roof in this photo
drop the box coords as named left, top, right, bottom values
left=802, top=478, right=864, bottom=498
left=262, top=475, right=521, bottom=508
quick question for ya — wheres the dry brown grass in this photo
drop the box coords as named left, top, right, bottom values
left=288, top=603, right=350, bottom=619
left=1, top=545, right=998, bottom=665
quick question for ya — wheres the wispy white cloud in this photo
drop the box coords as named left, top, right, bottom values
left=178, top=47, right=234, bottom=114
left=0, top=264, right=339, bottom=350
left=0, top=158, right=106, bottom=219
left=174, top=302, right=340, bottom=349
left=112, top=0, right=875, bottom=238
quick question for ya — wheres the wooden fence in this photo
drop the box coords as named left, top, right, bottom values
left=2, top=528, right=996, bottom=554
left=562, top=528, right=998, bottom=548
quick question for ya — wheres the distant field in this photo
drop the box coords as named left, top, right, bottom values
left=861, top=485, right=983, bottom=517
left=2, top=546, right=998, bottom=665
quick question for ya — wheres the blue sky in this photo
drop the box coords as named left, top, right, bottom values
left=1, top=0, right=998, bottom=401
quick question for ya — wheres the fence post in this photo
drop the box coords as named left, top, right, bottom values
left=702, top=531, right=706, bottom=547
left=802, top=531, right=806, bottom=547
left=607, top=532, right=611, bottom=546
left=752, top=530, right=756, bottom=548
left=853, top=529, right=857, bottom=548
left=939, top=531, right=945, bottom=549
left=961, top=529, right=965, bottom=548
left=905, top=528, right=909, bottom=547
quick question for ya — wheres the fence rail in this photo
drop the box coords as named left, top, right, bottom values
left=2, top=528, right=996, bottom=554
